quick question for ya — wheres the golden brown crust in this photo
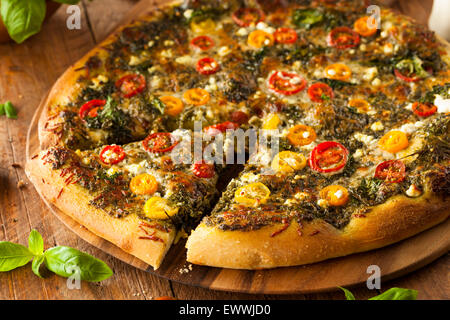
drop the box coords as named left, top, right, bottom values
left=186, top=193, right=449, bottom=269
left=25, top=152, right=176, bottom=269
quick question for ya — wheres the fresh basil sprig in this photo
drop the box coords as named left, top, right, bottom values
left=339, top=287, right=418, bottom=300
left=0, top=229, right=113, bottom=282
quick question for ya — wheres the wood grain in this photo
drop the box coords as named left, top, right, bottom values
left=1, top=0, right=449, bottom=300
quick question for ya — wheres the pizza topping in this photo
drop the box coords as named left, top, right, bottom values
left=99, top=145, right=126, bottom=165
left=183, top=88, right=210, bottom=106
left=308, top=83, right=334, bottom=103
left=160, top=96, right=184, bottom=116
left=190, top=35, right=214, bottom=51
left=353, top=16, right=378, bottom=37
left=374, top=160, right=406, bottom=183
left=79, top=99, right=106, bottom=120
left=268, top=71, right=307, bottom=95
left=190, top=18, right=216, bottom=33
left=327, top=26, right=360, bottom=49
left=319, top=185, right=349, bottom=206
left=247, top=30, right=274, bottom=48
left=378, top=131, right=409, bottom=153
left=196, top=57, right=220, bottom=75
left=262, top=113, right=281, bottom=130
left=274, top=27, right=298, bottom=44
left=412, top=102, right=437, bottom=117
left=348, top=98, right=371, bottom=113
left=144, top=196, right=178, bottom=220
left=309, top=141, right=349, bottom=173
left=394, top=56, right=429, bottom=82
left=405, top=184, right=422, bottom=197
left=230, top=110, right=249, bottom=125
left=232, top=7, right=265, bottom=27
left=271, top=151, right=306, bottom=174
left=192, top=161, right=215, bottom=178
left=142, top=132, right=179, bottom=153
left=115, top=74, right=146, bottom=98
left=234, top=182, right=271, bottom=206
left=324, top=64, right=352, bottom=81
left=292, top=8, right=323, bottom=29
left=130, top=173, right=158, bottom=195
left=204, top=121, right=239, bottom=136
left=287, top=124, right=317, bottom=146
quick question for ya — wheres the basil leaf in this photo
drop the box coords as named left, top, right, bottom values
left=292, top=9, right=323, bottom=29
left=338, top=287, right=356, bottom=300
left=44, top=246, right=113, bottom=282
left=31, top=255, right=45, bottom=278
left=148, top=95, right=165, bottom=115
left=28, top=229, right=44, bottom=256
left=0, top=103, right=5, bottom=116
left=52, top=0, right=81, bottom=4
left=0, top=0, right=46, bottom=44
left=369, top=288, right=418, bottom=300
left=4, top=101, right=17, bottom=119
left=0, top=242, right=34, bottom=271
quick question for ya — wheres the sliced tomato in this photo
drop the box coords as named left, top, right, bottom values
left=327, top=26, right=360, bottom=49
left=274, top=27, right=298, bottom=44
left=394, top=68, right=420, bottom=82
left=115, top=74, right=146, bottom=98
left=268, top=71, right=307, bottom=96
left=412, top=102, right=437, bottom=117
left=230, top=110, right=249, bottom=125
left=99, top=145, right=126, bottom=165
left=308, top=83, right=334, bottom=102
left=232, top=7, right=265, bottom=27
left=196, top=57, right=220, bottom=75
left=192, top=161, right=215, bottom=178
left=204, top=121, right=239, bottom=136
left=79, top=99, right=106, bottom=120
left=142, top=132, right=178, bottom=153
left=309, top=141, right=349, bottom=174
left=190, top=35, right=214, bottom=51
left=374, top=160, right=406, bottom=183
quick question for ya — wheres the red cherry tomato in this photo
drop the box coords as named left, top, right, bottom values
left=308, top=83, right=334, bottom=103
left=192, top=161, right=215, bottom=178
left=274, top=27, right=298, bottom=44
left=327, top=26, right=360, bottom=49
left=79, top=99, right=106, bottom=120
left=190, top=35, right=215, bottom=51
left=204, top=121, right=239, bottom=136
left=394, top=68, right=420, bottom=82
left=232, top=7, right=265, bottom=27
left=309, top=141, right=349, bottom=173
left=268, top=71, right=307, bottom=96
left=196, top=57, right=220, bottom=75
left=99, top=145, right=126, bottom=165
left=142, top=132, right=179, bottom=153
left=374, top=160, right=406, bottom=183
left=412, top=102, right=437, bottom=117
left=115, top=74, right=146, bottom=98
left=230, top=111, right=249, bottom=125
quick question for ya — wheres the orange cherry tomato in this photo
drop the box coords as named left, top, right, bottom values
left=287, top=124, right=317, bottom=146
left=325, top=64, right=352, bottom=81
left=130, top=173, right=158, bottom=195
left=160, top=96, right=184, bottom=116
left=320, top=185, right=349, bottom=206
left=183, top=88, right=210, bottom=106
left=378, top=131, right=409, bottom=153
left=247, top=30, right=274, bottom=48
left=348, top=98, right=371, bottom=113
left=354, top=16, right=378, bottom=37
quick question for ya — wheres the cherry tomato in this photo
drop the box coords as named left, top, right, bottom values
left=142, top=132, right=178, bottom=153
left=274, top=27, right=298, bottom=44
left=99, top=145, right=126, bottom=165
left=309, top=141, right=349, bottom=174
left=353, top=16, right=378, bottom=37
left=192, top=161, right=215, bottom=178
left=308, top=83, right=334, bottom=102
left=412, top=102, right=437, bottom=117
left=374, top=160, right=406, bottom=183
left=327, top=26, right=360, bottom=49
left=230, top=110, right=249, bottom=125
left=232, top=7, right=265, bottom=27
left=79, top=99, right=106, bottom=120
left=115, top=74, right=146, bottom=98
left=183, top=88, right=210, bottom=106
left=190, top=35, right=215, bottom=51
left=196, top=57, right=220, bottom=75
left=204, top=121, right=239, bottom=136
left=268, top=71, right=307, bottom=96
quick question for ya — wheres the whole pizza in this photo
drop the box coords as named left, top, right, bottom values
left=26, top=0, right=449, bottom=270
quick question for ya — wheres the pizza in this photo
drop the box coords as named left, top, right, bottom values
left=26, top=0, right=450, bottom=270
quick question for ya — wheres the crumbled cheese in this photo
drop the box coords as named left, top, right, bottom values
left=363, top=67, right=378, bottom=82
left=359, top=44, right=367, bottom=51
left=147, top=40, right=155, bottom=48
left=150, top=75, right=162, bottom=89
left=129, top=55, right=142, bottom=66
left=434, top=94, right=450, bottom=113
left=353, top=148, right=364, bottom=159
left=175, top=55, right=193, bottom=65
left=236, top=27, right=249, bottom=36
left=370, top=121, right=384, bottom=131
left=163, top=40, right=174, bottom=46
left=160, top=49, right=173, bottom=58
left=398, top=121, right=425, bottom=134
left=371, top=78, right=381, bottom=86
left=107, top=166, right=120, bottom=177
left=405, top=184, right=422, bottom=197
left=89, top=75, right=108, bottom=90
left=183, top=9, right=193, bottom=19
left=125, top=161, right=147, bottom=175
left=317, top=199, right=329, bottom=208
left=294, top=192, right=308, bottom=201
left=383, top=43, right=394, bottom=55
left=256, top=22, right=275, bottom=34
left=354, top=132, right=375, bottom=145
left=218, top=46, right=231, bottom=56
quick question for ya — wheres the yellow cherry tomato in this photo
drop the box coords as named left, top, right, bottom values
left=190, top=18, right=216, bottom=34
left=324, top=63, right=352, bottom=81
left=287, top=124, right=317, bottom=146
left=320, top=185, right=349, bottom=206
left=354, top=16, right=378, bottom=37
left=263, top=114, right=281, bottom=130
left=143, top=196, right=178, bottom=220
left=271, top=151, right=306, bottom=173
left=160, top=96, right=184, bottom=116
left=247, top=30, right=274, bottom=48
left=234, top=182, right=271, bottom=206
left=378, top=130, right=409, bottom=153
left=349, top=98, right=371, bottom=113
left=183, top=88, right=210, bottom=106
left=130, top=173, right=158, bottom=195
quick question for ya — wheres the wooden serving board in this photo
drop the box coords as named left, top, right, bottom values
left=25, top=0, right=450, bottom=294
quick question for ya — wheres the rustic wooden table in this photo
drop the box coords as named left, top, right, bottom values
left=0, top=0, right=448, bottom=300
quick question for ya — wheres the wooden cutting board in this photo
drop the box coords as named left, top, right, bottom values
left=25, top=0, right=450, bottom=294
